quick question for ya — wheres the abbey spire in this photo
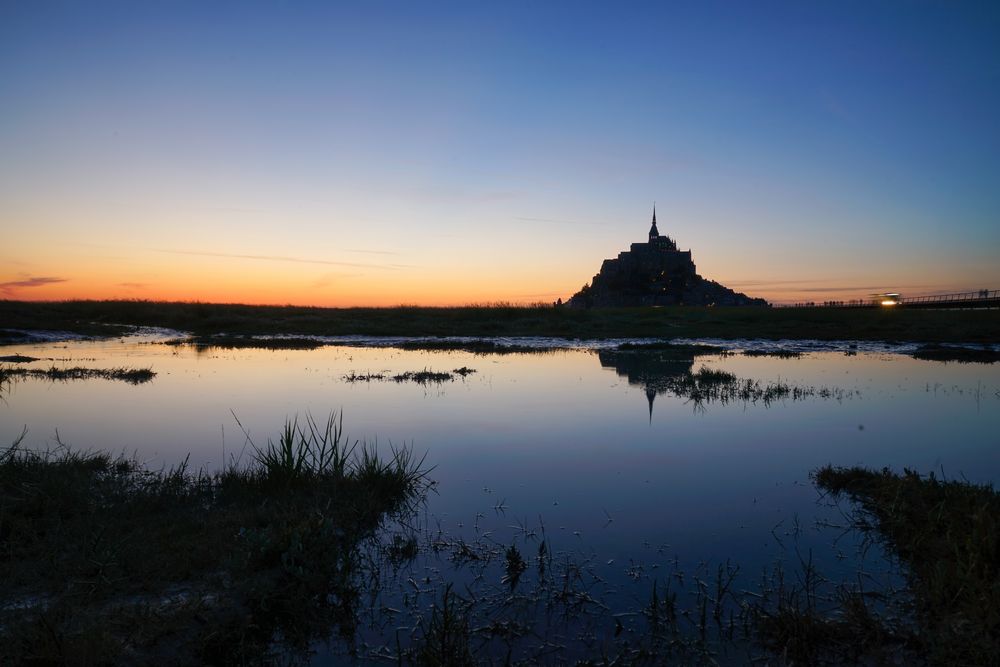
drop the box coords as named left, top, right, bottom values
left=648, top=204, right=659, bottom=242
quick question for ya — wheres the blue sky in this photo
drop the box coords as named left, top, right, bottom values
left=2, top=1, right=998, bottom=304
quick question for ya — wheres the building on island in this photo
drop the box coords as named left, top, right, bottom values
left=567, top=207, right=767, bottom=308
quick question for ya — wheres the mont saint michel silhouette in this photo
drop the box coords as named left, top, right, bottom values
left=568, top=207, right=767, bottom=307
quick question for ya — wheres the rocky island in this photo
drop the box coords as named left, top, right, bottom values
left=568, top=208, right=768, bottom=307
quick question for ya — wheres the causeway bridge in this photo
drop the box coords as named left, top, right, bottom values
left=785, top=289, right=999, bottom=310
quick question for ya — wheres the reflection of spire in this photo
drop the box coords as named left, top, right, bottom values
left=596, top=348, right=695, bottom=423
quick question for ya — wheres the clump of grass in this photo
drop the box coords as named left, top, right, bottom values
left=391, top=369, right=455, bottom=384
left=249, top=412, right=354, bottom=485
left=692, top=367, right=737, bottom=384
left=743, top=349, right=803, bottom=359
left=502, top=543, right=527, bottom=590
left=0, top=365, right=155, bottom=384
left=912, top=343, right=1000, bottom=363
left=810, top=465, right=1000, bottom=664
left=0, top=414, right=429, bottom=664
left=344, top=367, right=476, bottom=384
left=166, top=335, right=327, bottom=350
left=343, top=370, right=388, bottom=382
left=410, top=585, right=475, bottom=666
left=0, top=354, right=40, bottom=363
left=660, top=366, right=829, bottom=407
left=385, top=534, right=419, bottom=564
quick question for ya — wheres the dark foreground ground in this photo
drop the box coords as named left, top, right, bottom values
left=2, top=299, right=999, bottom=343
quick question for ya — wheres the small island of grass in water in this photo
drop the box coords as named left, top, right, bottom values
left=0, top=365, right=156, bottom=385
left=343, top=367, right=477, bottom=384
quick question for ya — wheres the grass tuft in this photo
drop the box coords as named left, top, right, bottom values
left=743, top=349, right=803, bottom=358
left=165, top=335, right=327, bottom=350
left=250, top=412, right=354, bottom=484
left=391, top=369, right=455, bottom=384
left=0, top=354, right=40, bottom=363
left=0, top=414, right=429, bottom=664
left=0, top=364, right=155, bottom=384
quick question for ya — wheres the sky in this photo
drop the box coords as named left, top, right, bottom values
left=1, top=1, right=998, bottom=306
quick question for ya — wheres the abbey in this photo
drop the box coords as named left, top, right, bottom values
left=567, top=208, right=767, bottom=308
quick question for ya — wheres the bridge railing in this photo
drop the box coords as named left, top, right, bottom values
left=778, top=289, right=998, bottom=308
left=898, top=290, right=999, bottom=305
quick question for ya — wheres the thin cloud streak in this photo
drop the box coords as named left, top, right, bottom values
left=727, top=278, right=842, bottom=287
left=344, top=248, right=399, bottom=256
left=729, top=280, right=942, bottom=292
left=149, top=248, right=412, bottom=270
left=0, top=276, right=68, bottom=294
left=790, top=285, right=908, bottom=294
left=515, top=216, right=612, bottom=227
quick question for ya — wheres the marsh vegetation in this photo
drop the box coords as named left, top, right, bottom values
left=805, top=466, right=1000, bottom=665
left=343, top=367, right=477, bottom=385
left=0, top=415, right=428, bottom=665
left=0, top=365, right=156, bottom=385
left=3, top=299, right=998, bottom=344
left=599, top=348, right=856, bottom=410
left=164, top=335, right=329, bottom=350
left=0, top=354, right=40, bottom=363
left=742, top=349, right=803, bottom=359
left=911, top=343, right=1000, bottom=363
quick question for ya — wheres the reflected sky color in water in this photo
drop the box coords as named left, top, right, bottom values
left=1, top=339, right=998, bottom=582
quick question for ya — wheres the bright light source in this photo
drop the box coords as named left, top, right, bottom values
left=880, top=300, right=898, bottom=306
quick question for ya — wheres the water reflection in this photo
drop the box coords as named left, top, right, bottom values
left=0, top=338, right=998, bottom=662
left=598, top=348, right=697, bottom=420
left=598, top=348, right=862, bottom=418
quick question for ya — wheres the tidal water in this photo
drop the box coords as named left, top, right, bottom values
left=2, top=335, right=998, bottom=660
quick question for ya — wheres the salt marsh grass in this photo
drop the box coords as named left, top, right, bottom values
left=0, top=413, right=429, bottom=664
left=0, top=364, right=155, bottom=384
left=4, top=299, right=998, bottom=343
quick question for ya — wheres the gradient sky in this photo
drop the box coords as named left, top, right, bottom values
left=2, top=1, right=998, bottom=306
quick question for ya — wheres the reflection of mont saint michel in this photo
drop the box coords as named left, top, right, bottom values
left=568, top=207, right=767, bottom=307
left=598, top=347, right=696, bottom=420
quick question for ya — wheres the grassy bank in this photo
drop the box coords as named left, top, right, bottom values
left=0, top=416, right=427, bottom=665
left=756, top=466, right=1000, bottom=665
left=2, top=299, right=999, bottom=343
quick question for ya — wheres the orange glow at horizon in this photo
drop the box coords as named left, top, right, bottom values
left=3, top=270, right=991, bottom=308
left=3, top=217, right=996, bottom=308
